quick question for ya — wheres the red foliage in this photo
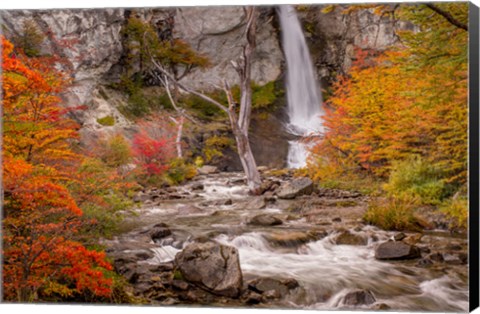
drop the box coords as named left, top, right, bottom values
left=132, top=116, right=176, bottom=175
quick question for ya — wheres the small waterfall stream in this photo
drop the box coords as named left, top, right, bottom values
left=278, top=5, right=325, bottom=168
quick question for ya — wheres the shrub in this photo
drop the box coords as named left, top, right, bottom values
left=13, top=19, right=45, bottom=57
left=440, top=197, right=468, bottom=229
left=181, top=92, right=227, bottom=120
left=203, top=135, right=235, bottom=162
left=364, top=197, right=421, bottom=231
left=97, top=115, right=116, bottom=126
left=383, top=155, right=446, bottom=205
left=166, top=158, right=198, bottom=185
left=306, top=155, right=382, bottom=195
left=132, top=115, right=176, bottom=177
left=100, top=135, right=132, bottom=168
left=74, top=158, right=136, bottom=239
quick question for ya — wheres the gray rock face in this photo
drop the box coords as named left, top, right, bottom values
left=173, top=7, right=282, bottom=90
left=174, top=242, right=243, bottom=298
left=375, top=241, right=421, bottom=260
left=343, top=289, right=376, bottom=306
left=1, top=9, right=132, bottom=144
left=277, top=177, right=314, bottom=199
left=297, top=5, right=413, bottom=86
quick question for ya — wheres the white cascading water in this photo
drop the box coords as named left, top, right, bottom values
left=278, top=5, right=325, bottom=168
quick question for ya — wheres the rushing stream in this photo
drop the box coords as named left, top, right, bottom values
left=279, top=5, right=325, bottom=169
left=110, top=172, right=469, bottom=312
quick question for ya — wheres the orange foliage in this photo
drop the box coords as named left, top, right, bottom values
left=309, top=45, right=467, bottom=185
left=2, top=37, right=113, bottom=301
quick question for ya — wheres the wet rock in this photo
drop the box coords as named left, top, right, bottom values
left=403, top=233, right=423, bottom=245
left=134, top=250, right=155, bottom=260
left=281, top=278, right=300, bottom=290
left=177, top=205, right=203, bottom=215
left=393, top=232, right=407, bottom=241
left=343, top=289, right=376, bottom=306
left=372, top=303, right=391, bottom=310
left=246, top=197, right=267, bottom=210
left=417, top=258, right=433, bottom=267
left=245, top=291, right=263, bottom=304
left=263, top=289, right=281, bottom=300
left=375, top=241, right=421, bottom=260
left=150, top=224, right=172, bottom=242
left=427, top=252, right=444, bottom=262
left=197, top=165, right=218, bottom=175
left=191, top=182, right=204, bottom=191
left=334, top=231, right=367, bottom=246
left=263, top=192, right=276, bottom=202
left=265, top=231, right=317, bottom=247
left=175, top=242, right=243, bottom=298
left=419, top=246, right=431, bottom=254
left=133, top=191, right=153, bottom=203
left=442, top=253, right=466, bottom=265
left=248, top=278, right=289, bottom=297
left=172, top=280, right=189, bottom=291
left=277, top=177, right=314, bottom=199
left=167, top=193, right=184, bottom=200
left=200, top=199, right=233, bottom=206
left=229, top=177, right=246, bottom=185
left=248, top=214, right=283, bottom=226
left=446, top=243, right=463, bottom=251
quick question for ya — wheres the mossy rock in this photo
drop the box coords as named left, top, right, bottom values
left=97, top=115, right=116, bottom=126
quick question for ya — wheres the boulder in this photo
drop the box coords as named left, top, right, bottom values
left=343, top=289, right=376, bottom=306
left=133, top=191, right=153, bottom=203
left=334, top=231, right=367, bottom=246
left=174, top=242, right=243, bottom=298
left=265, top=231, right=318, bottom=247
left=246, top=197, right=267, bottom=210
left=190, top=182, right=204, bottom=191
left=277, top=177, right=314, bottom=199
left=248, top=214, right=283, bottom=226
left=375, top=241, right=421, bottom=260
left=197, top=165, right=218, bottom=175
left=247, top=277, right=299, bottom=299
left=248, top=278, right=289, bottom=297
left=393, top=232, right=407, bottom=241
left=150, top=224, right=172, bottom=242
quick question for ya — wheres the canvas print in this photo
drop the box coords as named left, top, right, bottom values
left=0, top=2, right=477, bottom=312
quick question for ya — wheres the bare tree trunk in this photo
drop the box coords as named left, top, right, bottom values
left=169, top=115, right=184, bottom=158
left=233, top=7, right=261, bottom=193
left=147, top=7, right=262, bottom=193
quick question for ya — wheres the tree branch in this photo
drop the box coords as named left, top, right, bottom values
left=425, top=4, right=468, bottom=31
left=149, top=56, right=229, bottom=114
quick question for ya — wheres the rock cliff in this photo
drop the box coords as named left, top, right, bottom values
left=1, top=5, right=407, bottom=167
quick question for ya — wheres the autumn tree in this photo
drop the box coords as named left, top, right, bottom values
left=308, top=2, right=468, bottom=195
left=2, top=37, right=113, bottom=301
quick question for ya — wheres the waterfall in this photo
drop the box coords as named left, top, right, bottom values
left=278, top=5, right=324, bottom=168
